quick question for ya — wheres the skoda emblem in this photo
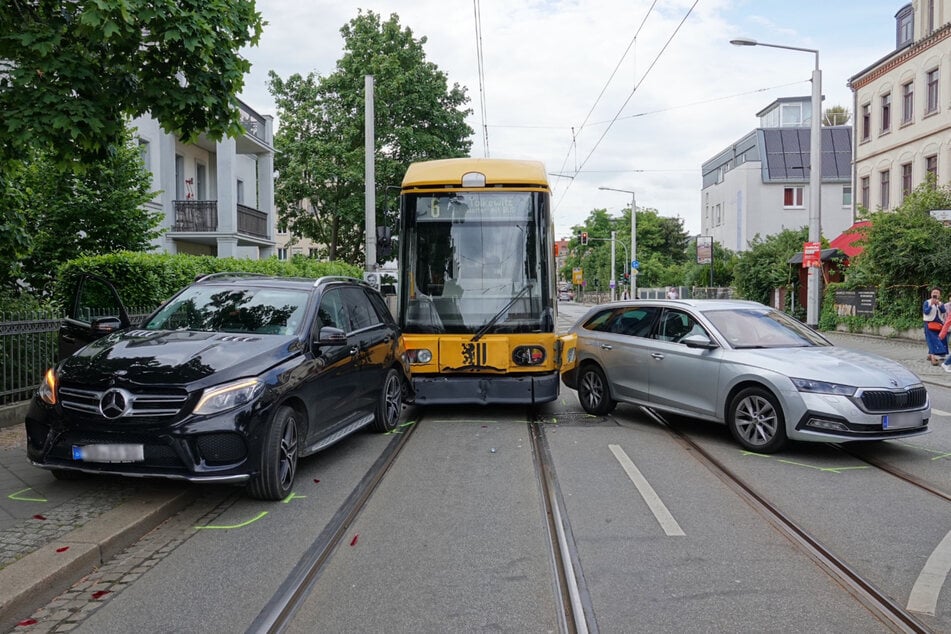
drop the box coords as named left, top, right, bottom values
left=889, top=379, right=898, bottom=387
left=99, top=388, right=133, bottom=419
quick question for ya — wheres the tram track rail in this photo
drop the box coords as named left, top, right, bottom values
left=836, top=444, right=951, bottom=504
left=248, top=414, right=421, bottom=634
left=529, top=416, right=598, bottom=634
left=648, top=409, right=933, bottom=634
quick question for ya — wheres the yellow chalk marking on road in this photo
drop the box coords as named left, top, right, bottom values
left=740, top=451, right=772, bottom=458
left=930, top=408, right=951, bottom=417
left=8, top=488, right=47, bottom=502
left=282, top=493, right=306, bottom=503
left=776, top=459, right=869, bottom=474
left=195, top=511, right=268, bottom=530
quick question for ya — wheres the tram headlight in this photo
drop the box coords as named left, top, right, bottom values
left=407, top=348, right=433, bottom=364
left=513, top=346, right=546, bottom=366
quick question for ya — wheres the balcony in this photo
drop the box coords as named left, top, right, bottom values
left=173, top=200, right=269, bottom=239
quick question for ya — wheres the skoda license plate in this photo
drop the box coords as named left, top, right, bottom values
left=73, top=444, right=145, bottom=463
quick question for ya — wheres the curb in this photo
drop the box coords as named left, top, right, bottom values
left=0, top=487, right=193, bottom=631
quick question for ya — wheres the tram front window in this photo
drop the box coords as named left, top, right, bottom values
left=403, top=192, right=548, bottom=334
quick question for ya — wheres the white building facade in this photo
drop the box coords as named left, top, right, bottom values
left=850, top=2, right=951, bottom=212
left=131, top=100, right=276, bottom=259
left=701, top=97, right=854, bottom=253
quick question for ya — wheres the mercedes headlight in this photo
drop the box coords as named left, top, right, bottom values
left=193, top=378, right=265, bottom=415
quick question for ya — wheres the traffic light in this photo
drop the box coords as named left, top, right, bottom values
left=581, top=231, right=588, bottom=245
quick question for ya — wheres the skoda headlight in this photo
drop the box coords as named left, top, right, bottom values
left=790, top=377, right=856, bottom=396
left=193, top=378, right=265, bottom=415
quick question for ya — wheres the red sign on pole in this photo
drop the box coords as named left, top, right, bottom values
left=802, top=242, right=821, bottom=268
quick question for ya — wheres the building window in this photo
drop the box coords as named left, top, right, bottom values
left=196, top=163, right=206, bottom=201
left=926, top=155, right=938, bottom=179
left=927, top=0, right=935, bottom=34
left=842, top=185, right=852, bottom=207
left=860, top=176, right=870, bottom=209
left=927, top=69, right=939, bottom=113
left=901, top=82, right=914, bottom=124
left=137, top=139, right=151, bottom=169
left=783, top=186, right=804, bottom=208
left=897, top=5, right=914, bottom=47
left=880, top=93, right=891, bottom=133
left=714, top=203, right=721, bottom=226
left=861, top=103, right=871, bottom=141
left=901, top=163, right=913, bottom=200
left=308, top=247, right=320, bottom=258
left=880, top=170, right=890, bottom=209
left=236, top=179, right=245, bottom=205
left=174, top=154, right=184, bottom=200
left=277, top=248, right=288, bottom=261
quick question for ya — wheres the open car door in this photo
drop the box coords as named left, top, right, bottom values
left=58, top=273, right=132, bottom=361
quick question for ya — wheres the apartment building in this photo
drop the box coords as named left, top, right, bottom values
left=131, top=100, right=276, bottom=259
left=850, top=2, right=951, bottom=211
left=701, top=96, right=854, bottom=253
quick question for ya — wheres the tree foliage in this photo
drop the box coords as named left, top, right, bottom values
left=822, top=105, right=851, bottom=126
left=0, top=128, right=162, bottom=298
left=0, top=0, right=264, bottom=167
left=732, top=228, right=809, bottom=305
left=843, top=178, right=951, bottom=327
left=268, top=10, right=473, bottom=264
left=561, top=206, right=690, bottom=291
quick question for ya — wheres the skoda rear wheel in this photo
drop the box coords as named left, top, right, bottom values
left=248, top=406, right=299, bottom=501
left=578, top=364, right=616, bottom=415
left=372, top=368, right=403, bottom=433
left=727, top=386, right=788, bottom=453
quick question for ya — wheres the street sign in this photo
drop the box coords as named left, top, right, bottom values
left=631, top=260, right=639, bottom=270
left=572, top=267, right=583, bottom=285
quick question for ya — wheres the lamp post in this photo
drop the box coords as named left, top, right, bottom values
left=599, top=186, right=637, bottom=299
left=731, top=37, right=822, bottom=327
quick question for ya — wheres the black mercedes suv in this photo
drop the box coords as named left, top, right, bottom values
left=25, top=273, right=410, bottom=500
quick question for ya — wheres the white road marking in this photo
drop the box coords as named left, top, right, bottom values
left=609, top=444, right=685, bottom=537
left=907, top=529, right=951, bottom=615
left=930, top=408, right=951, bottom=418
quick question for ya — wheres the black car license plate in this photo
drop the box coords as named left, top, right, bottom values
left=72, top=444, right=145, bottom=463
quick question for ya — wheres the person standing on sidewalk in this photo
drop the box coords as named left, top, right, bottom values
left=923, top=287, right=947, bottom=365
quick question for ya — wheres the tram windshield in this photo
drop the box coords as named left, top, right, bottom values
left=401, top=191, right=552, bottom=334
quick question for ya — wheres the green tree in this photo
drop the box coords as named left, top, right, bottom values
left=732, top=228, right=809, bottom=306
left=0, top=0, right=264, bottom=167
left=823, top=105, right=851, bottom=126
left=269, top=10, right=473, bottom=263
left=5, top=128, right=161, bottom=297
left=844, top=178, right=951, bottom=328
left=562, top=206, right=690, bottom=291
left=682, top=240, right=737, bottom=288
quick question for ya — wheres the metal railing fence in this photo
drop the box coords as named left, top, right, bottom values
left=0, top=308, right=153, bottom=406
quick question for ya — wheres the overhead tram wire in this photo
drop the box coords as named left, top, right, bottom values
left=473, top=0, right=490, bottom=157
left=552, top=0, right=659, bottom=189
left=552, top=0, right=700, bottom=213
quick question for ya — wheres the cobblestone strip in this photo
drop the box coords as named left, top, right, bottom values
left=0, top=485, right=137, bottom=569
left=12, top=489, right=240, bottom=633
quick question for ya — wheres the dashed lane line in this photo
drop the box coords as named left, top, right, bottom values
left=907, top=528, right=951, bottom=615
left=609, top=444, right=685, bottom=537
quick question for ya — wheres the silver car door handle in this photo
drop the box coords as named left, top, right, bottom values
left=349, top=346, right=359, bottom=355
left=600, top=344, right=613, bottom=350
left=651, top=352, right=664, bottom=359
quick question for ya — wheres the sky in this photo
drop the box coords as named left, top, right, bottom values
left=237, top=0, right=906, bottom=240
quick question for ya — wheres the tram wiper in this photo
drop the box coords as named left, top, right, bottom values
left=471, top=281, right=534, bottom=342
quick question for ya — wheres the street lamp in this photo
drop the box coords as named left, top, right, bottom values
left=599, top=186, right=637, bottom=299
left=731, top=37, right=822, bottom=327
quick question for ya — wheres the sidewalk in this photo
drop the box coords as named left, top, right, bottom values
left=0, top=330, right=946, bottom=629
left=0, top=414, right=191, bottom=630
